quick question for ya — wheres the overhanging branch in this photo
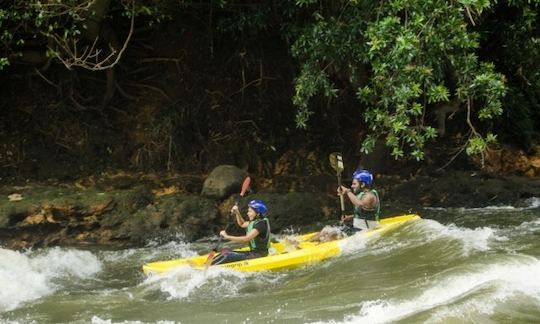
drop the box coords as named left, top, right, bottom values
left=48, top=0, right=135, bottom=71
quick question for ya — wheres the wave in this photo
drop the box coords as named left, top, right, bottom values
left=407, top=215, right=539, bottom=256
left=312, top=255, right=540, bottom=324
left=139, top=261, right=285, bottom=302
left=397, top=219, right=499, bottom=256
left=0, top=247, right=101, bottom=312
left=90, top=317, right=176, bottom=324
left=424, top=197, right=540, bottom=212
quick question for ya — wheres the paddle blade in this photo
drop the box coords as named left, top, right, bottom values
left=204, top=250, right=216, bottom=270
left=329, top=152, right=344, bottom=174
left=240, top=176, right=251, bottom=197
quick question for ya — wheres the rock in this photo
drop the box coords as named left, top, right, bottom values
left=274, top=149, right=322, bottom=176
left=110, top=194, right=218, bottom=243
left=531, top=156, right=540, bottom=169
left=231, top=192, right=336, bottom=232
left=201, top=165, right=247, bottom=199
left=384, top=170, right=540, bottom=209
left=482, top=145, right=540, bottom=175
left=7, top=193, right=23, bottom=201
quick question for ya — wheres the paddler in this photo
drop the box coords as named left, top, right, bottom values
left=211, top=199, right=271, bottom=265
left=309, top=169, right=380, bottom=243
left=339, top=169, right=381, bottom=232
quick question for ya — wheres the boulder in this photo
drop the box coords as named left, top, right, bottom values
left=111, top=194, right=218, bottom=244
left=230, top=192, right=337, bottom=233
left=201, top=165, right=247, bottom=199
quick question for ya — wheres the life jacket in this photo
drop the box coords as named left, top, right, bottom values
left=353, top=189, right=381, bottom=221
left=247, top=217, right=271, bottom=254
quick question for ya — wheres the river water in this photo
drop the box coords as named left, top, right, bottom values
left=2, top=198, right=539, bottom=324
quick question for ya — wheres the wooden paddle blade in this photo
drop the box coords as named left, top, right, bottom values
left=329, top=152, right=344, bottom=174
left=330, top=152, right=346, bottom=215
left=336, top=153, right=343, bottom=172
left=240, top=176, right=251, bottom=197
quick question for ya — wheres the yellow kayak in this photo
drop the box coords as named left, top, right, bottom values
left=142, top=214, right=420, bottom=274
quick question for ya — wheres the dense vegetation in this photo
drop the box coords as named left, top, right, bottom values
left=0, top=0, right=538, bottom=179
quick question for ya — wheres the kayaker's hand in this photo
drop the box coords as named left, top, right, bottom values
left=231, top=205, right=239, bottom=214
left=337, top=185, right=350, bottom=195
left=219, top=230, right=227, bottom=238
left=341, top=215, right=352, bottom=222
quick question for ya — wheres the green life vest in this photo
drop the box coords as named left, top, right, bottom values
left=247, top=217, right=271, bottom=252
left=353, top=189, right=381, bottom=221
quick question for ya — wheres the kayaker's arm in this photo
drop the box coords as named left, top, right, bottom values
left=220, top=228, right=259, bottom=244
left=340, top=186, right=376, bottom=208
left=231, top=205, right=248, bottom=228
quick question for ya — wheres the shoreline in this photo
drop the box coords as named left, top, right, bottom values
left=1, top=169, right=539, bottom=250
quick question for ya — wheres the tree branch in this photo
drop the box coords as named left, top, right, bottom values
left=49, top=0, right=135, bottom=71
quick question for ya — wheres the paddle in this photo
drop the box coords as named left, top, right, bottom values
left=203, top=176, right=251, bottom=271
left=329, top=152, right=345, bottom=218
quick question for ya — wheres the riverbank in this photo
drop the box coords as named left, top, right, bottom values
left=1, top=165, right=538, bottom=250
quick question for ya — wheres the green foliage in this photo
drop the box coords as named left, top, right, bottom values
left=0, top=57, right=8, bottom=69
left=290, top=0, right=508, bottom=161
left=427, top=85, right=450, bottom=104
left=216, top=6, right=272, bottom=36
left=1, top=0, right=538, bottom=169
left=466, top=133, right=497, bottom=155
left=293, top=64, right=337, bottom=128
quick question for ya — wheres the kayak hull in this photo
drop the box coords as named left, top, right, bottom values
left=142, top=214, right=420, bottom=274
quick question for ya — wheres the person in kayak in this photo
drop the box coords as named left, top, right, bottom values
left=211, top=199, right=271, bottom=265
left=309, top=169, right=380, bottom=242
left=339, top=169, right=381, bottom=232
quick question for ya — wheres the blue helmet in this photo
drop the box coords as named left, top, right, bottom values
left=352, top=169, right=373, bottom=186
left=248, top=199, right=268, bottom=215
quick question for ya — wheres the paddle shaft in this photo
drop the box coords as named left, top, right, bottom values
left=337, top=172, right=345, bottom=214
left=212, top=205, right=236, bottom=252
left=335, top=154, right=345, bottom=216
left=204, top=176, right=251, bottom=269
left=204, top=205, right=236, bottom=269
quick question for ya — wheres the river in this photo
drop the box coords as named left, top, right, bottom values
left=1, top=198, right=539, bottom=324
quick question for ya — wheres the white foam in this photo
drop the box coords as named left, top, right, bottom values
left=141, top=264, right=247, bottom=300
left=157, top=240, right=199, bottom=259
left=418, top=219, right=497, bottom=254
left=31, top=247, right=102, bottom=278
left=506, top=218, right=540, bottom=237
left=90, top=316, right=175, bottom=324
left=425, top=197, right=540, bottom=212
left=141, top=262, right=286, bottom=302
left=0, top=249, right=52, bottom=312
left=312, top=256, right=540, bottom=324
left=0, top=247, right=101, bottom=312
left=109, top=240, right=198, bottom=265
left=339, top=235, right=367, bottom=255
left=144, top=232, right=187, bottom=247
left=525, top=197, right=540, bottom=209
left=442, top=224, right=496, bottom=253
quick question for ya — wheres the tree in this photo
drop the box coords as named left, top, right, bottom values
left=0, top=0, right=161, bottom=105
left=291, top=0, right=507, bottom=164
